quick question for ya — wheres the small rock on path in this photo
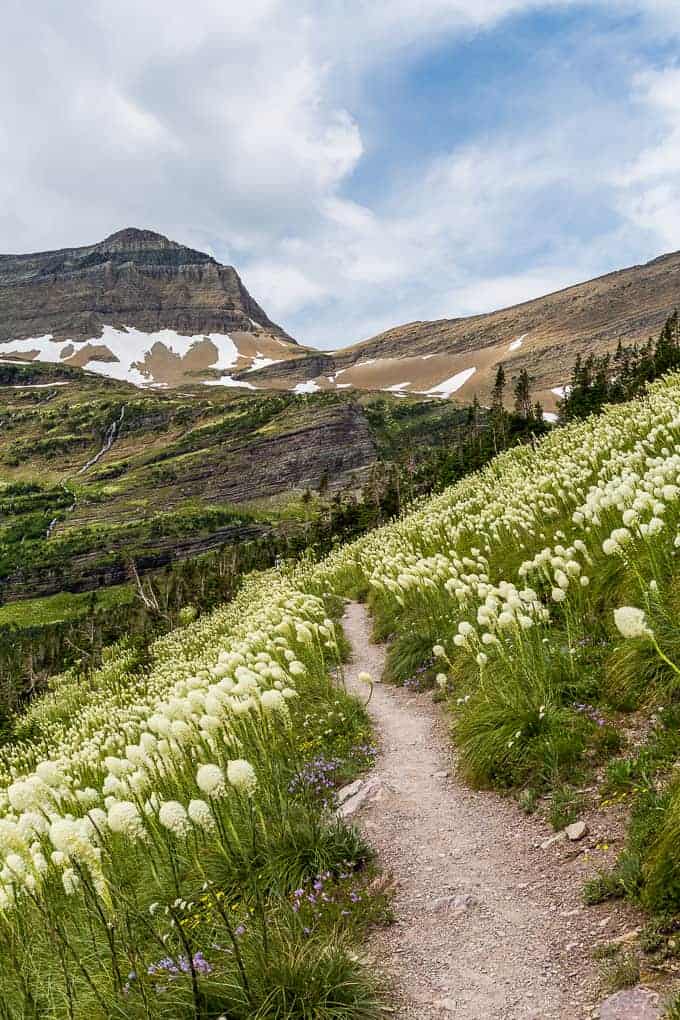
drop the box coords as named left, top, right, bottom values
left=341, top=602, right=603, bottom=1019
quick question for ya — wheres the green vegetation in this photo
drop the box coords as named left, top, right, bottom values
left=559, top=308, right=680, bottom=420
left=363, top=374, right=549, bottom=498
left=601, top=950, right=641, bottom=994
left=0, top=577, right=390, bottom=1017
left=547, top=784, right=584, bottom=831
left=0, top=357, right=554, bottom=705
left=6, top=354, right=680, bottom=1013
left=0, top=585, right=135, bottom=627
left=303, top=370, right=680, bottom=931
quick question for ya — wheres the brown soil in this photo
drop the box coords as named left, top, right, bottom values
left=341, top=602, right=655, bottom=1019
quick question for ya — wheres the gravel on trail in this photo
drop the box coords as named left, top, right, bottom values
left=340, top=602, right=643, bottom=1020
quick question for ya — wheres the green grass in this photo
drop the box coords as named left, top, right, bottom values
left=305, top=372, right=680, bottom=928
left=0, top=584, right=136, bottom=628
left=601, top=950, right=640, bottom=993
left=0, top=579, right=392, bottom=1018
left=548, top=785, right=584, bottom=831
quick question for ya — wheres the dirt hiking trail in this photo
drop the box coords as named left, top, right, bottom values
left=341, top=601, right=625, bottom=1020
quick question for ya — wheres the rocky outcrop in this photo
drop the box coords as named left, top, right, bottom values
left=598, top=987, right=662, bottom=1019
left=0, top=522, right=272, bottom=601
left=149, top=401, right=377, bottom=506
left=0, top=228, right=294, bottom=343
left=0, top=389, right=378, bottom=602
left=236, top=352, right=336, bottom=386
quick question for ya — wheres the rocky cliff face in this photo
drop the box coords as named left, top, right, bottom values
left=0, top=228, right=292, bottom=341
left=0, top=228, right=302, bottom=386
left=0, top=371, right=379, bottom=601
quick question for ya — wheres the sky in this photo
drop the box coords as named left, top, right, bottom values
left=2, top=2, right=680, bottom=349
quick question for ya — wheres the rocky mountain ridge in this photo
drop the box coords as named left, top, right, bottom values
left=0, top=227, right=293, bottom=340
left=246, top=249, right=680, bottom=409
left=3, top=229, right=680, bottom=403
left=0, top=228, right=302, bottom=386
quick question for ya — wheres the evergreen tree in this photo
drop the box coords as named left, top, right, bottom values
left=491, top=363, right=506, bottom=410
left=490, top=363, right=507, bottom=450
left=558, top=308, right=680, bottom=421
left=513, top=369, right=533, bottom=420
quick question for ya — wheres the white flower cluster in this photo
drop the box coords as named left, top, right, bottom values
left=303, top=376, right=680, bottom=701
left=0, top=575, right=338, bottom=914
left=613, top=606, right=653, bottom=640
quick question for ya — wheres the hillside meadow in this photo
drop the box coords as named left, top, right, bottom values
left=3, top=373, right=680, bottom=1014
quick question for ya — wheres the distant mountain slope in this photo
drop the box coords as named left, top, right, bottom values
left=0, top=361, right=377, bottom=602
left=0, top=358, right=505, bottom=694
left=3, top=230, right=679, bottom=406
left=247, top=250, right=680, bottom=408
left=0, top=228, right=303, bottom=387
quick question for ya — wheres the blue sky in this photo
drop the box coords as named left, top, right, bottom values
left=2, top=1, right=680, bottom=347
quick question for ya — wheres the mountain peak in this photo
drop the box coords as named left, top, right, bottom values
left=99, top=228, right=181, bottom=252
left=0, top=230, right=298, bottom=373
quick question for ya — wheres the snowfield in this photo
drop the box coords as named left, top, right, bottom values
left=423, top=366, right=477, bottom=398
left=0, top=326, right=254, bottom=386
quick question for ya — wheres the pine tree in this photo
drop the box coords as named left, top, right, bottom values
left=655, top=308, right=680, bottom=375
left=491, top=363, right=506, bottom=410
left=513, top=369, right=533, bottom=420
left=489, top=364, right=505, bottom=448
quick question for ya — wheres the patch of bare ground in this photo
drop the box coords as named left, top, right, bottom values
left=340, top=602, right=669, bottom=1019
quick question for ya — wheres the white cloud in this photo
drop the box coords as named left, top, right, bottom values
left=245, top=263, right=328, bottom=318
left=617, top=69, right=680, bottom=184
left=2, top=0, right=680, bottom=348
left=447, top=270, right=582, bottom=316
left=0, top=1, right=363, bottom=253
left=611, top=67, right=680, bottom=250
left=243, top=122, right=632, bottom=343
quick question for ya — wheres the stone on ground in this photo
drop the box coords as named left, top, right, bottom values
left=598, top=986, right=662, bottom=1019
left=565, top=820, right=588, bottom=841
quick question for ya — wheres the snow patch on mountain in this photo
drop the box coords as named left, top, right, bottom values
left=203, top=375, right=257, bottom=390
left=8, top=381, right=71, bottom=389
left=248, top=355, right=282, bottom=372
left=423, top=367, right=477, bottom=398
left=0, top=326, right=251, bottom=386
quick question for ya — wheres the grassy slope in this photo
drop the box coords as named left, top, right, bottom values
left=0, top=364, right=476, bottom=605
left=0, top=369, right=326, bottom=594
left=307, top=372, right=680, bottom=938
left=0, top=575, right=390, bottom=1017
left=2, top=361, right=503, bottom=734
left=4, top=373, right=680, bottom=1012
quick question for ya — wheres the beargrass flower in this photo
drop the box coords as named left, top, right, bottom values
left=62, top=868, right=80, bottom=896
left=227, top=760, right=258, bottom=796
left=196, top=764, right=227, bottom=798
left=159, top=801, right=191, bottom=838
left=614, top=606, right=653, bottom=640
left=260, top=689, right=289, bottom=717
left=188, top=799, right=216, bottom=833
